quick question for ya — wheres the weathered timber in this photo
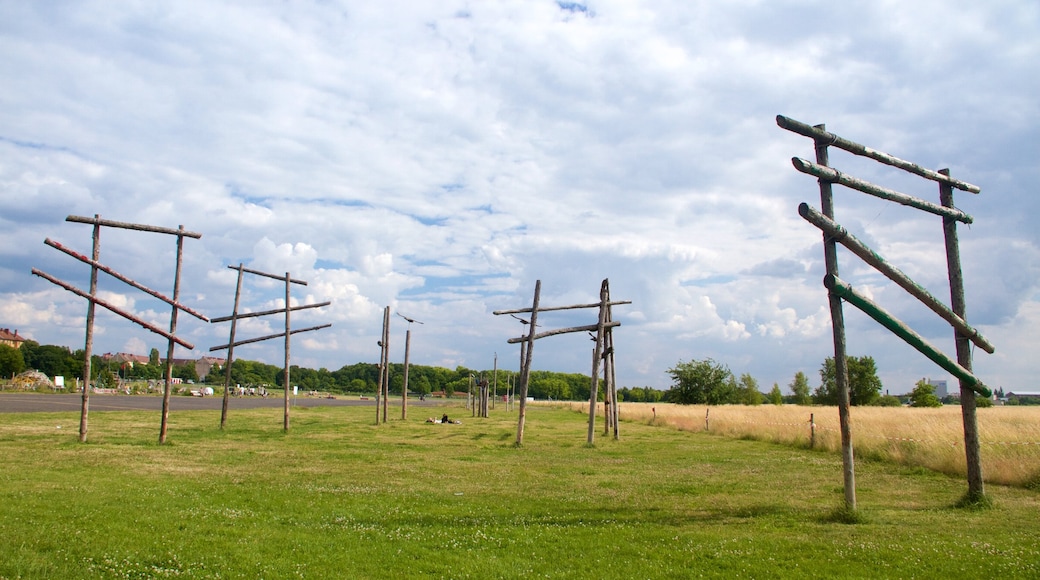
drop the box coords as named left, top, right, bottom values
left=220, top=264, right=245, bottom=430
left=516, top=281, right=541, bottom=446
left=209, top=301, right=331, bottom=323
left=66, top=215, right=204, bottom=238
left=492, top=300, right=632, bottom=316
left=80, top=217, right=101, bottom=442
left=799, top=203, right=993, bottom=353
left=792, top=158, right=973, bottom=223
left=44, top=238, right=210, bottom=322
left=282, top=273, right=292, bottom=432
left=506, top=321, right=621, bottom=344
left=225, top=264, right=307, bottom=285
left=825, top=275, right=991, bottom=397
left=159, top=226, right=188, bottom=444
left=208, top=324, right=332, bottom=351
left=402, top=329, right=411, bottom=420
left=32, top=268, right=194, bottom=349
left=941, top=169, right=985, bottom=499
left=777, top=116, right=980, bottom=193
left=586, top=280, right=609, bottom=445
left=813, top=126, right=857, bottom=511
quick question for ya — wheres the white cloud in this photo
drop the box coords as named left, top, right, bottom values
left=1, top=0, right=1037, bottom=394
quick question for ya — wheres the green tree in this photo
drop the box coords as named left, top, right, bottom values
left=412, top=374, right=432, bottom=398
left=23, top=343, right=77, bottom=379
left=909, top=379, right=942, bottom=407
left=532, top=377, right=571, bottom=400
left=149, top=348, right=160, bottom=366
left=876, top=394, right=902, bottom=406
left=737, top=373, right=763, bottom=405
left=173, top=362, right=198, bottom=383
left=666, top=359, right=735, bottom=405
left=813, top=356, right=883, bottom=406
left=767, top=383, right=783, bottom=405
left=0, top=344, right=25, bottom=378
left=789, top=371, right=812, bottom=406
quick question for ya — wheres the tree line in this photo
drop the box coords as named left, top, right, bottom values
left=665, top=356, right=997, bottom=407
left=0, top=340, right=665, bottom=401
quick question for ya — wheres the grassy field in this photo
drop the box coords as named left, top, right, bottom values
left=1, top=401, right=1039, bottom=579
left=588, top=402, right=1040, bottom=488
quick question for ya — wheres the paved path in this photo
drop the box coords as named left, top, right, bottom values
left=0, top=392, right=420, bottom=413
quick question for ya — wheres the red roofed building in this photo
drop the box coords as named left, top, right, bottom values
left=0, top=328, right=26, bottom=349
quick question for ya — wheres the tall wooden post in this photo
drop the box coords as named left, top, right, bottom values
left=607, top=319, right=620, bottom=440
left=79, top=215, right=101, bottom=443
left=941, top=169, right=985, bottom=500
left=814, top=125, right=856, bottom=511
left=159, top=227, right=187, bottom=444
left=220, top=264, right=244, bottom=430
left=382, top=306, right=390, bottom=423
left=586, top=280, right=608, bottom=445
left=282, top=272, right=292, bottom=432
left=516, top=280, right=540, bottom=446
left=402, top=328, right=410, bottom=420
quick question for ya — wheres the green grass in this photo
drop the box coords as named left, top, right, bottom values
left=1, top=403, right=1039, bottom=579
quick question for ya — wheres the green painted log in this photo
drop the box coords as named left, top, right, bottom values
left=824, top=275, right=992, bottom=398
left=800, top=203, right=994, bottom=354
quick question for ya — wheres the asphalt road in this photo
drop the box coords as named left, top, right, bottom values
left=0, top=392, right=423, bottom=413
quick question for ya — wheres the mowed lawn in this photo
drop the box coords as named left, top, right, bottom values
left=1, top=401, right=1038, bottom=579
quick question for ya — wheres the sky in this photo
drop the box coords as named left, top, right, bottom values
left=1, top=0, right=1037, bottom=395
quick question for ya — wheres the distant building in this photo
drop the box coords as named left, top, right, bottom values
left=928, top=379, right=948, bottom=398
left=0, top=328, right=26, bottom=349
left=101, top=352, right=226, bottom=380
left=1007, top=391, right=1040, bottom=401
left=102, top=352, right=150, bottom=367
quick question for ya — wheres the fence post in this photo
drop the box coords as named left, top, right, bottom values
left=810, top=413, right=816, bottom=449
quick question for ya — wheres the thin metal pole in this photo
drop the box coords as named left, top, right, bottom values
left=941, top=169, right=985, bottom=500
left=79, top=215, right=101, bottom=443
left=220, top=264, right=245, bottom=429
left=815, top=125, right=856, bottom=510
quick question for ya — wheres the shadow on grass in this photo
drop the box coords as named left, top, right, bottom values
left=818, top=504, right=868, bottom=525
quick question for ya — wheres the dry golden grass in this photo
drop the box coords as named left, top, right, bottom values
left=557, top=401, right=1040, bottom=488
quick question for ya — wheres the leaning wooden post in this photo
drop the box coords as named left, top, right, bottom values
left=516, top=280, right=541, bottom=446
left=158, top=226, right=187, bottom=444
left=220, top=264, right=245, bottom=430
left=78, top=215, right=100, bottom=443
left=941, top=169, right=985, bottom=501
left=815, top=124, right=857, bottom=511
left=586, top=280, right=608, bottom=445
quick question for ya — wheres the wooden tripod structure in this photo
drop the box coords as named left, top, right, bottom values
left=32, top=214, right=208, bottom=444
left=779, top=114, right=993, bottom=506
left=494, top=279, right=630, bottom=446
left=210, top=265, right=331, bottom=432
